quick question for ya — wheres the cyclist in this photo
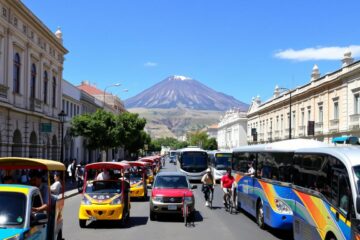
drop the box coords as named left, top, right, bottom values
left=201, top=168, right=214, bottom=207
left=221, top=168, right=235, bottom=208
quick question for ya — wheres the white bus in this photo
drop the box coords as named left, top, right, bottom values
left=177, top=147, right=208, bottom=181
left=207, top=150, right=232, bottom=181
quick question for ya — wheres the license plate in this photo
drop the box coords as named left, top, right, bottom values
left=168, top=205, right=177, bottom=210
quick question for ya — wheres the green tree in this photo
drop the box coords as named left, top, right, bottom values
left=204, top=137, right=218, bottom=150
left=117, top=112, right=148, bottom=157
left=149, top=137, right=188, bottom=151
left=70, top=109, right=120, bottom=160
left=187, top=131, right=218, bottom=150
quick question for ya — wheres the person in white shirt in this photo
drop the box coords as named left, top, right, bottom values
left=244, top=162, right=255, bottom=177
left=96, top=169, right=110, bottom=180
left=50, top=172, right=62, bottom=196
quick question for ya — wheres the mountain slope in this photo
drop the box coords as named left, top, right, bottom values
left=128, top=108, right=222, bottom=138
left=125, top=75, right=248, bottom=111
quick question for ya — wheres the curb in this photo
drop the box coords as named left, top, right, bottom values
left=64, top=190, right=79, bottom=199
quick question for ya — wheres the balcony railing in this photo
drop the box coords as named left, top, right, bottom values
left=350, top=114, right=360, bottom=129
left=29, top=98, right=42, bottom=111
left=329, top=119, right=339, bottom=132
left=315, top=122, right=323, bottom=135
left=0, top=84, right=8, bottom=99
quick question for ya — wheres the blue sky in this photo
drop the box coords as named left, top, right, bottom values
left=23, top=0, right=360, bottom=105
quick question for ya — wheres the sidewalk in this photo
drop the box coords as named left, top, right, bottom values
left=63, top=180, right=80, bottom=199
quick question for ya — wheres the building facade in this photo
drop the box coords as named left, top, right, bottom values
left=217, top=108, right=247, bottom=150
left=0, top=0, right=67, bottom=159
left=247, top=51, right=360, bottom=144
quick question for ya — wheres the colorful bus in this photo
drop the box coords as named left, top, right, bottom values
left=207, top=150, right=232, bottom=182
left=233, top=139, right=360, bottom=240
left=232, top=139, right=328, bottom=230
left=177, top=147, right=208, bottom=181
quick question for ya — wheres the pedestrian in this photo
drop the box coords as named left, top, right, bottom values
left=71, top=159, right=76, bottom=183
left=50, top=172, right=62, bottom=196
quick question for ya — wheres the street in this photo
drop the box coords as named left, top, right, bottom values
left=63, top=161, right=292, bottom=240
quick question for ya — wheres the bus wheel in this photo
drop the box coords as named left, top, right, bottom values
left=326, top=232, right=337, bottom=240
left=79, top=220, right=86, bottom=228
left=257, top=202, right=265, bottom=229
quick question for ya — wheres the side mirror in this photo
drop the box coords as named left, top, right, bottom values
left=147, top=184, right=152, bottom=189
left=31, top=212, right=48, bottom=226
left=356, top=196, right=360, bottom=214
left=191, top=185, right=197, bottom=189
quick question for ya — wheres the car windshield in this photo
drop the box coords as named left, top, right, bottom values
left=85, top=180, right=122, bottom=194
left=154, top=175, right=189, bottom=189
left=0, top=192, right=26, bottom=227
left=353, top=165, right=360, bottom=194
left=215, top=153, right=232, bottom=170
left=181, top=152, right=207, bottom=168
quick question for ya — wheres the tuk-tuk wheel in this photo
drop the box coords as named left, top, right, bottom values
left=79, top=220, right=86, bottom=228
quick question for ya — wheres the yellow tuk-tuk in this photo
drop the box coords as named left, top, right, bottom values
left=139, top=157, right=156, bottom=184
left=123, top=161, right=151, bottom=200
left=78, top=162, right=131, bottom=228
left=0, top=157, right=66, bottom=240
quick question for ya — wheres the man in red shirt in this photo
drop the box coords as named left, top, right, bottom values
left=221, top=168, right=235, bottom=206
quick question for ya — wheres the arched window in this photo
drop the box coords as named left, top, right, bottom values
left=52, top=76, right=56, bottom=107
left=13, top=53, right=21, bottom=93
left=43, top=71, right=48, bottom=104
left=30, top=64, right=36, bottom=98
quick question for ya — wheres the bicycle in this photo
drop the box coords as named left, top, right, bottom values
left=202, top=184, right=214, bottom=209
left=224, top=188, right=234, bottom=214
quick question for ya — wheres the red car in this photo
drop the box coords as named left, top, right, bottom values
left=149, top=171, right=197, bottom=220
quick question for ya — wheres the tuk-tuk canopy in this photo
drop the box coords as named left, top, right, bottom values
left=0, top=157, right=65, bottom=171
left=123, top=160, right=151, bottom=168
left=85, top=162, right=130, bottom=171
left=139, top=158, right=155, bottom=164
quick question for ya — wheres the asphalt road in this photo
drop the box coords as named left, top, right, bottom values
left=63, top=161, right=293, bottom=240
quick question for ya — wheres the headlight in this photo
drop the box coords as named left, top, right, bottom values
left=110, top=196, right=122, bottom=205
left=81, top=196, right=92, bottom=205
left=274, top=198, right=292, bottom=214
left=184, top=197, right=193, bottom=204
left=153, top=196, right=163, bottom=203
left=5, top=234, right=20, bottom=240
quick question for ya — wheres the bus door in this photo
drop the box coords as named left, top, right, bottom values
left=233, top=152, right=256, bottom=216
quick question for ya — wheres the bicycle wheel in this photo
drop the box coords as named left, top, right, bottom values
left=183, top=203, right=188, bottom=226
left=209, top=190, right=213, bottom=209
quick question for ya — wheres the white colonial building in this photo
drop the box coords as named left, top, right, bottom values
left=247, top=50, right=360, bottom=144
left=0, top=0, right=67, bottom=159
left=217, top=108, right=248, bottom=150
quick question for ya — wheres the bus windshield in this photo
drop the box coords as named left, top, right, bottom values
left=215, top=153, right=232, bottom=170
left=353, top=165, right=360, bottom=194
left=181, top=152, right=207, bottom=170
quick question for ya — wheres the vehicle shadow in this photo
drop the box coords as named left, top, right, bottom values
left=240, top=210, right=294, bottom=240
left=85, top=216, right=149, bottom=229
left=155, top=210, right=204, bottom=224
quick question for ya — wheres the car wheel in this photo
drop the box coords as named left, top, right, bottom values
left=79, top=219, right=86, bottom=228
left=257, top=202, right=265, bottom=229
left=150, top=210, right=156, bottom=221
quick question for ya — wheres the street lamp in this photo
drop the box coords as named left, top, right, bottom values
left=278, top=87, right=292, bottom=139
left=58, top=110, right=67, bottom=162
left=103, top=83, right=121, bottom=108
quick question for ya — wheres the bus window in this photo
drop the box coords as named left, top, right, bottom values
left=232, top=152, right=254, bottom=173
left=257, top=153, right=278, bottom=180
